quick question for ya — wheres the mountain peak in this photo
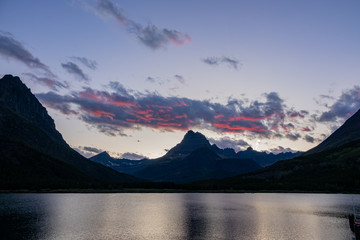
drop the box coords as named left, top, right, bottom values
left=246, top=147, right=254, bottom=152
left=97, top=151, right=111, bottom=158
left=0, top=74, right=65, bottom=143
left=163, top=130, right=211, bottom=158
left=183, top=130, right=208, bottom=141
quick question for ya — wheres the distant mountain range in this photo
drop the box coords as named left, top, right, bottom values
left=191, top=108, right=360, bottom=192
left=90, top=130, right=300, bottom=183
left=0, top=75, right=139, bottom=190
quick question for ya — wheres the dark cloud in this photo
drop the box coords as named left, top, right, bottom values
left=74, top=146, right=104, bottom=158
left=203, top=56, right=240, bottom=70
left=37, top=83, right=308, bottom=139
left=0, top=32, right=53, bottom=75
left=94, top=0, right=191, bottom=49
left=83, top=146, right=103, bottom=153
left=36, top=91, right=78, bottom=115
left=120, top=152, right=146, bottom=160
left=270, top=146, right=298, bottom=154
left=286, top=133, right=301, bottom=141
left=61, top=61, right=89, bottom=82
left=304, top=135, right=315, bottom=143
left=318, top=86, right=360, bottom=122
left=136, top=25, right=191, bottom=49
left=71, top=56, right=97, bottom=70
left=24, top=73, right=67, bottom=91
left=209, top=137, right=249, bottom=151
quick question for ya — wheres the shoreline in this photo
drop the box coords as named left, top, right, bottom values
left=0, top=188, right=355, bottom=194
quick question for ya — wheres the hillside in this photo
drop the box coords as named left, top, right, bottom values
left=305, top=109, right=360, bottom=155
left=0, top=75, right=139, bottom=189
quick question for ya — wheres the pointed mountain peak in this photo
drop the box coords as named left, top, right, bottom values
left=98, top=151, right=111, bottom=158
left=183, top=130, right=208, bottom=143
left=163, top=130, right=211, bottom=159
left=90, top=151, right=112, bottom=162
left=1, top=74, right=24, bottom=86
left=0, top=74, right=65, bottom=143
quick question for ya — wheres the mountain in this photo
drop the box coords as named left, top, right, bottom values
left=0, top=75, right=139, bottom=189
left=90, top=152, right=151, bottom=174
left=189, top=109, right=360, bottom=192
left=90, top=129, right=300, bottom=184
left=135, top=146, right=262, bottom=183
left=163, top=130, right=211, bottom=159
left=305, top=109, right=360, bottom=155
left=90, top=130, right=262, bottom=183
left=235, top=147, right=302, bottom=167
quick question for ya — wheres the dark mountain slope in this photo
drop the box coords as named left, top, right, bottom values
left=305, top=109, right=360, bottom=155
left=191, top=139, right=360, bottom=192
left=0, top=75, right=138, bottom=189
left=163, top=130, right=211, bottom=159
left=189, top=109, right=360, bottom=192
left=135, top=146, right=262, bottom=183
left=0, top=140, right=98, bottom=189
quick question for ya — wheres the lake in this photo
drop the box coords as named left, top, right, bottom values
left=0, top=193, right=358, bottom=240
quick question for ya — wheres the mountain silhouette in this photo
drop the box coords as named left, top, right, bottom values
left=91, top=130, right=263, bottom=183
left=0, top=75, right=138, bottom=189
left=190, top=108, right=360, bottom=192
left=305, top=109, right=360, bottom=155
left=90, top=129, right=300, bottom=183
left=163, top=130, right=211, bottom=159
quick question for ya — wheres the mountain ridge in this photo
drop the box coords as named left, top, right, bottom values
left=189, top=108, right=360, bottom=192
left=0, top=75, right=139, bottom=189
left=90, top=129, right=300, bottom=183
left=305, top=109, right=360, bottom=155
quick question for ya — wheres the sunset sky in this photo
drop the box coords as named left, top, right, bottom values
left=1, top=0, right=360, bottom=159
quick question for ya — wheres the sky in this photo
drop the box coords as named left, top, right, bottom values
left=1, top=0, right=360, bottom=159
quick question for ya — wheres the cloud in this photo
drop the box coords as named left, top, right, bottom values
left=74, top=146, right=104, bottom=158
left=304, top=135, right=315, bottom=143
left=146, top=76, right=156, bottom=83
left=71, top=56, right=97, bottom=70
left=61, top=61, right=89, bottom=82
left=285, top=133, right=301, bottom=141
left=36, top=91, right=78, bottom=115
left=120, top=152, right=146, bottom=160
left=209, top=136, right=249, bottom=151
left=136, top=25, right=191, bottom=49
left=0, top=32, right=53, bottom=75
left=174, top=75, right=186, bottom=85
left=83, top=146, right=103, bottom=154
left=146, top=75, right=187, bottom=91
left=24, top=73, right=68, bottom=91
left=93, top=0, right=191, bottom=49
left=269, top=146, right=298, bottom=154
left=318, top=85, right=360, bottom=122
left=37, top=83, right=310, bottom=140
left=203, top=56, right=240, bottom=70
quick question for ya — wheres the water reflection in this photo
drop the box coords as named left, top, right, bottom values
left=0, top=193, right=358, bottom=240
left=0, top=194, right=47, bottom=240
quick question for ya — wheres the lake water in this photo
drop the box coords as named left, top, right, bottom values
left=0, top=193, right=358, bottom=240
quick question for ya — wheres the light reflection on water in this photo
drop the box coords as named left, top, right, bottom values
left=0, top=193, right=357, bottom=240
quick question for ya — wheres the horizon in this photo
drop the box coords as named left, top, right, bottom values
left=1, top=0, right=360, bottom=159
